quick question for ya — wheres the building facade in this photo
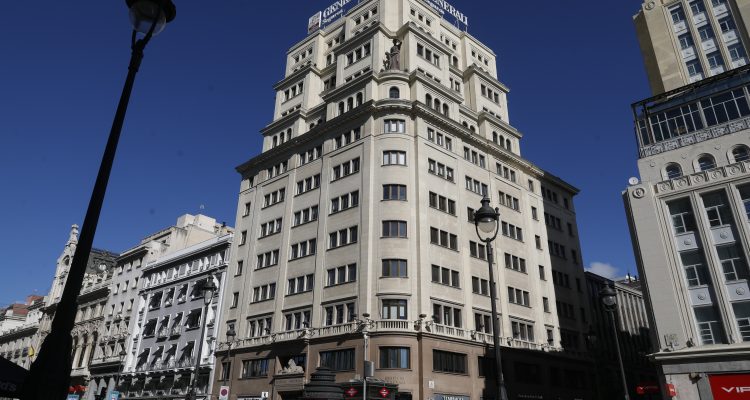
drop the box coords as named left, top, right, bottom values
left=0, top=296, right=44, bottom=370
left=585, top=273, right=658, bottom=399
left=634, top=0, right=750, bottom=95
left=80, top=214, right=232, bottom=400
left=36, top=225, right=119, bottom=397
left=218, top=1, right=594, bottom=400
left=624, top=65, right=750, bottom=399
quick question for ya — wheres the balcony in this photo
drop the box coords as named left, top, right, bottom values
left=675, top=231, right=700, bottom=252
left=702, top=38, right=717, bottom=52
left=681, top=46, right=696, bottom=59
left=157, top=328, right=169, bottom=339
left=713, top=3, right=728, bottom=16
left=170, top=326, right=183, bottom=337
left=710, top=225, right=735, bottom=245
left=692, top=12, right=707, bottom=24
left=689, top=285, right=713, bottom=306
left=726, top=280, right=750, bottom=301
left=732, top=57, right=748, bottom=68
left=723, top=29, right=738, bottom=44
left=673, top=21, right=687, bottom=33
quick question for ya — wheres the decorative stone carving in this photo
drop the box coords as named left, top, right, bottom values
left=632, top=188, right=646, bottom=199
left=278, top=359, right=305, bottom=375
left=383, top=39, right=401, bottom=70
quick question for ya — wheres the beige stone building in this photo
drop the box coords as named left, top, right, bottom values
left=0, top=296, right=44, bottom=370
left=634, top=0, right=750, bottom=95
left=218, top=1, right=594, bottom=399
left=624, top=66, right=750, bottom=398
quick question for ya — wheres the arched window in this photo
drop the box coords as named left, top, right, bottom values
left=732, top=145, right=750, bottom=162
left=356, top=92, right=363, bottom=106
left=505, top=139, right=512, bottom=150
left=389, top=87, right=400, bottom=99
left=434, top=98, right=441, bottom=111
left=426, top=94, right=432, bottom=106
left=452, top=56, right=458, bottom=67
left=286, top=128, right=292, bottom=140
left=665, top=163, right=683, bottom=179
left=462, top=121, right=468, bottom=128
left=470, top=125, right=476, bottom=132
left=442, top=103, right=449, bottom=116
left=698, top=154, right=716, bottom=171
left=347, top=97, right=354, bottom=111
left=338, top=102, right=345, bottom=115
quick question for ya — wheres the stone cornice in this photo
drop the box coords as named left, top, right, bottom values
left=274, top=64, right=321, bottom=91
left=410, top=69, right=464, bottom=104
left=465, top=64, right=509, bottom=94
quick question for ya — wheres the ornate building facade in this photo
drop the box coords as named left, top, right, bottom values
left=217, top=1, right=595, bottom=400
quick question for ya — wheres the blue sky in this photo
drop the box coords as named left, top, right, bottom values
left=0, top=1, right=649, bottom=305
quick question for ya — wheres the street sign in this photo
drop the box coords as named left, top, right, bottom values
left=66, top=395, right=80, bottom=400
left=218, top=386, right=230, bottom=400
left=379, top=387, right=390, bottom=398
left=108, top=390, right=120, bottom=400
left=345, top=387, right=358, bottom=397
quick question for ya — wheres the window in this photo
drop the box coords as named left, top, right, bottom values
left=695, top=306, right=726, bottom=345
left=543, top=297, right=550, bottom=313
left=239, top=231, right=247, bottom=246
left=384, top=119, right=405, bottom=133
left=293, top=205, right=319, bottom=227
left=389, top=87, right=400, bottom=99
left=185, top=309, right=202, bottom=330
left=246, top=316, right=272, bottom=338
left=263, top=188, right=286, bottom=208
left=717, top=245, right=748, bottom=282
left=287, top=274, right=314, bottom=295
left=256, top=250, right=279, bottom=269
left=379, top=347, right=410, bottom=369
left=539, top=265, right=546, bottom=280
left=433, top=303, right=462, bottom=327
left=504, top=253, right=527, bottom=273
left=700, top=89, right=750, bottom=126
left=474, top=313, right=492, bottom=334
left=467, top=207, right=475, bottom=223
left=266, top=161, right=288, bottom=179
left=535, top=235, right=542, bottom=249
left=508, top=287, right=531, bottom=306
left=382, top=259, right=408, bottom=278
left=729, top=44, right=746, bottom=62
left=299, top=145, right=322, bottom=165
left=383, top=184, right=407, bottom=201
left=296, top=174, right=321, bottom=195
left=432, top=265, right=460, bottom=288
left=329, top=226, right=358, bottom=249
left=331, top=190, right=360, bottom=214
left=464, top=147, right=486, bottom=167
left=259, top=218, right=282, bottom=238
left=465, top=176, right=488, bottom=195
left=703, top=191, right=733, bottom=227
left=383, top=150, right=406, bottom=166
left=548, top=241, right=567, bottom=259
left=345, top=42, right=371, bottom=65
left=732, top=146, right=750, bottom=162
left=501, top=222, right=523, bottom=241
left=531, top=206, right=538, bottom=220
left=739, top=185, right=750, bottom=221
left=290, top=239, right=317, bottom=260
left=428, top=159, right=454, bottom=182
left=231, top=292, right=239, bottom=308
left=242, top=359, right=270, bottom=378
left=469, top=241, right=487, bottom=260
left=669, top=199, right=697, bottom=234
left=496, top=163, right=517, bottom=182
left=333, top=127, right=361, bottom=149
left=323, top=302, right=356, bottom=326
left=429, top=192, right=456, bottom=215
left=381, top=299, right=408, bottom=320
left=666, top=163, right=683, bottom=179
left=690, top=0, right=706, bottom=15
left=284, top=310, right=311, bottom=331
left=332, top=157, right=361, bottom=181
left=498, top=191, right=520, bottom=211
left=243, top=202, right=251, bottom=217
left=430, top=227, right=458, bottom=250
left=426, top=128, right=453, bottom=151
left=320, top=349, right=355, bottom=371
left=382, top=220, right=407, bottom=238
left=472, top=277, right=489, bottom=296
left=326, top=263, right=357, bottom=286
left=706, top=52, right=725, bottom=70
left=511, top=320, right=535, bottom=342
left=252, top=283, right=276, bottom=303
left=433, top=350, right=467, bottom=374
left=681, top=251, right=710, bottom=287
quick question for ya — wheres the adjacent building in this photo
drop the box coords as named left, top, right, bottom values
left=634, top=0, right=750, bottom=95
left=585, top=273, right=657, bottom=399
left=35, top=225, right=119, bottom=397
left=0, top=295, right=44, bottom=369
left=218, top=1, right=595, bottom=400
left=624, top=63, right=750, bottom=398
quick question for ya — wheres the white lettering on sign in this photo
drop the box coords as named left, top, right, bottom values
left=722, top=387, right=750, bottom=393
left=422, top=0, right=469, bottom=26
left=310, top=0, right=470, bottom=32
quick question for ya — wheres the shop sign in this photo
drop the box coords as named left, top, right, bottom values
left=434, top=394, right=470, bottom=400
left=710, top=374, right=750, bottom=400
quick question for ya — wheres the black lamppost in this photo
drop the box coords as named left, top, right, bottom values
left=474, top=196, right=509, bottom=400
left=20, top=2, right=175, bottom=399
left=113, top=348, right=127, bottom=395
left=187, top=278, right=217, bottom=400
left=224, top=325, right=236, bottom=392
left=600, top=285, right=630, bottom=400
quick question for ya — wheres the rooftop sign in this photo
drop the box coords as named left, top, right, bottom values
left=308, top=0, right=468, bottom=34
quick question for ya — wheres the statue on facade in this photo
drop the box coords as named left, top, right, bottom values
left=278, top=358, right=305, bottom=375
left=385, top=38, right=402, bottom=70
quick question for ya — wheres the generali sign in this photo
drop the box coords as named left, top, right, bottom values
left=710, top=374, right=750, bottom=400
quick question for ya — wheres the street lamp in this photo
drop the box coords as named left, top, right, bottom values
left=599, top=285, right=630, bottom=400
left=187, top=277, right=217, bottom=400
left=355, top=313, right=373, bottom=400
left=20, top=2, right=175, bottom=399
left=473, top=196, right=509, bottom=400
left=114, top=349, right=127, bottom=393
left=224, top=324, right=236, bottom=390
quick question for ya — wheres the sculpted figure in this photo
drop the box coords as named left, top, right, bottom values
left=388, top=39, right=402, bottom=70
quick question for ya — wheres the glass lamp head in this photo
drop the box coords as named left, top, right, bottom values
left=226, top=326, right=236, bottom=341
left=202, top=278, right=217, bottom=305
left=599, top=286, right=617, bottom=310
left=126, top=0, right=176, bottom=35
left=474, top=196, right=499, bottom=239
